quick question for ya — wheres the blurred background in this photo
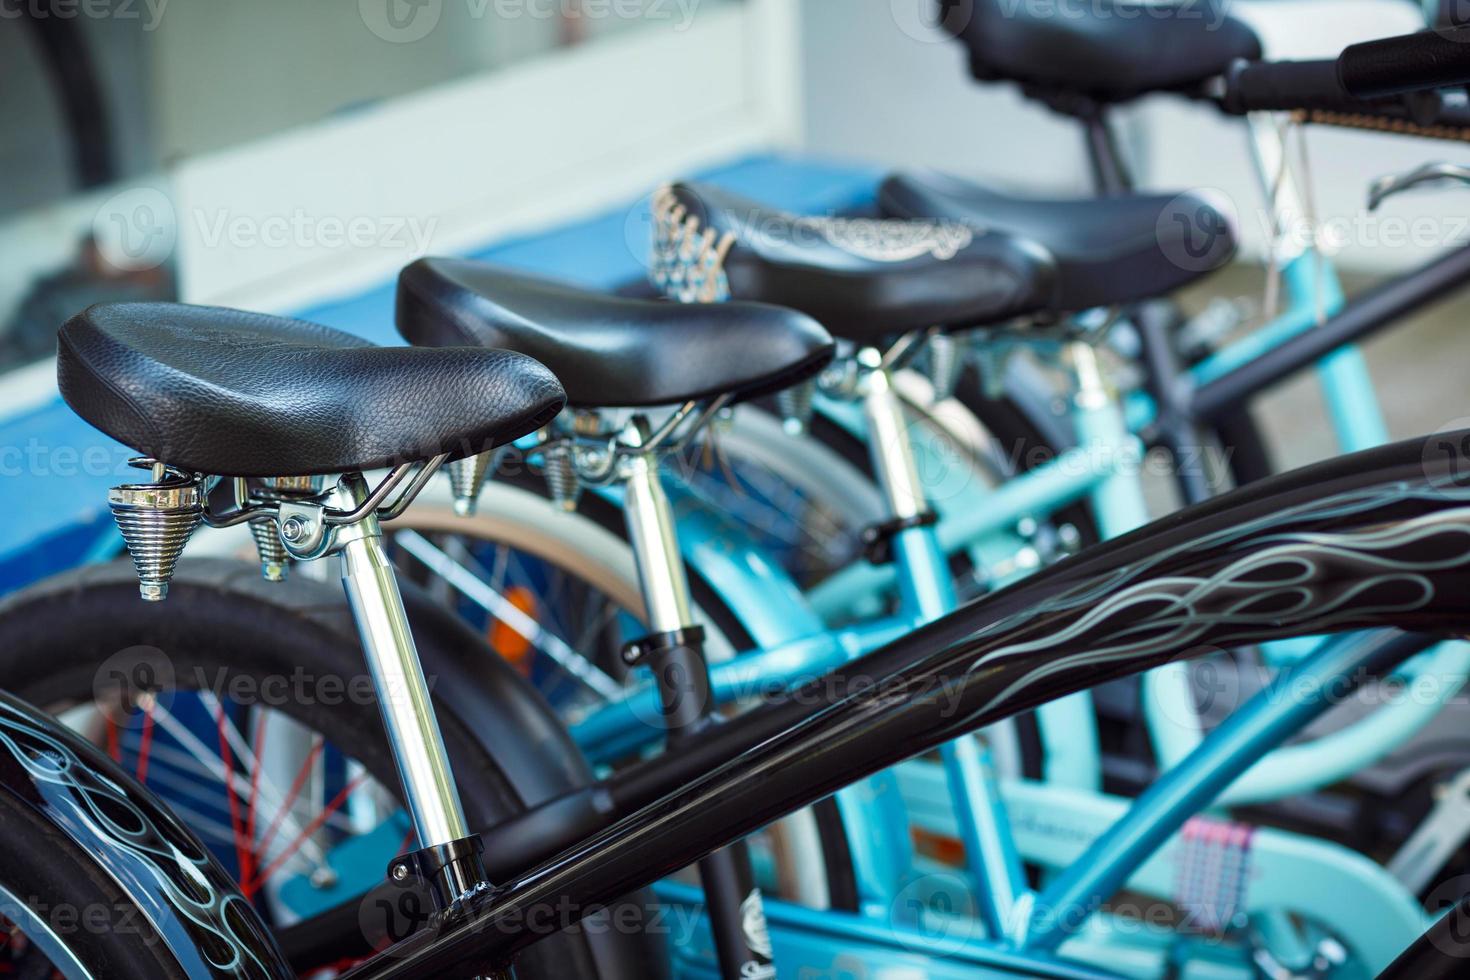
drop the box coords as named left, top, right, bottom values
left=0, top=0, right=1464, bottom=589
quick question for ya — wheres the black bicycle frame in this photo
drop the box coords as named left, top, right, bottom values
left=332, top=431, right=1470, bottom=977
left=1081, top=99, right=1470, bottom=490
left=1193, top=239, right=1470, bottom=419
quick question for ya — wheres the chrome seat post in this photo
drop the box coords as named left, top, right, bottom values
left=620, top=421, right=695, bottom=638
left=855, top=346, right=954, bottom=621
left=272, top=471, right=484, bottom=906
left=858, top=348, right=929, bottom=527
left=329, top=474, right=471, bottom=854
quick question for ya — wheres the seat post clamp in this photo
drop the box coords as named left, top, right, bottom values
left=860, top=510, right=940, bottom=565
left=620, top=625, right=706, bottom=669
left=387, top=833, right=489, bottom=912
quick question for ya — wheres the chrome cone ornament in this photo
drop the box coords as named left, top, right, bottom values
left=108, top=465, right=203, bottom=601
left=249, top=517, right=291, bottom=582
left=927, top=332, right=964, bottom=402
left=447, top=450, right=495, bottom=516
left=541, top=443, right=582, bottom=512
left=776, top=378, right=815, bottom=436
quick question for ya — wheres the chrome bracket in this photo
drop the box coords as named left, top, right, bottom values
left=1368, top=161, right=1470, bottom=210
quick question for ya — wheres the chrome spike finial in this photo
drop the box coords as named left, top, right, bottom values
left=541, top=444, right=582, bottom=512
left=108, top=466, right=203, bottom=601
left=447, top=450, right=495, bottom=517
left=249, top=517, right=290, bottom=582
left=776, top=379, right=816, bottom=436
left=927, top=332, right=963, bottom=402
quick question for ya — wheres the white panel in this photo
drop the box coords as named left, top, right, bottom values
left=172, top=1, right=802, bottom=310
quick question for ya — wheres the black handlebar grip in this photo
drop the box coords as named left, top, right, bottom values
left=1339, top=27, right=1470, bottom=99
left=1223, top=58, right=1346, bottom=112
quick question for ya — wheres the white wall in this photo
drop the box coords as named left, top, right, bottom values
left=797, top=0, right=1468, bottom=271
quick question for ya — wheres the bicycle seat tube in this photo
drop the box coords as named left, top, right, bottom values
left=855, top=341, right=1030, bottom=941
left=278, top=472, right=489, bottom=908
left=618, top=416, right=774, bottom=980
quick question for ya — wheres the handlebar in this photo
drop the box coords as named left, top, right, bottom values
left=1340, top=26, right=1470, bottom=98
left=1220, top=26, right=1470, bottom=117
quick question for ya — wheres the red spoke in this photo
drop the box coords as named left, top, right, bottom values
left=212, top=701, right=253, bottom=890
left=243, top=710, right=269, bottom=866
left=253, top=737, right=324, bottom=862
left=242, top=771, right=368, bottom=895
left=134, top=701, right=155, bottom=784
left=104, top=715, right=120, bottom=763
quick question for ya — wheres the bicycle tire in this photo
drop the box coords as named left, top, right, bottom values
left=0, top=557, right=664, bottom=979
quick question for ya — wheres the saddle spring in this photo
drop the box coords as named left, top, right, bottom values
left=447, top=450, right=498, bottom=517
left=108, top=460, right=203, bottom=601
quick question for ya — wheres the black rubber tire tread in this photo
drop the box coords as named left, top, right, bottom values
left=0, top=558, right=664, bottom=979
left=0, top=793, right=195, bottom=978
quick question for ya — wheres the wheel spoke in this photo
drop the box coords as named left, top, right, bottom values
left=134, top=698, right=155, bottom=784
left=394, top=529, right=623, bottom=700
left=147, top=700, right=334, bottom=863
left=212, top=698, right=254, bottom=887
left=242, top=771, right=368, bottom=895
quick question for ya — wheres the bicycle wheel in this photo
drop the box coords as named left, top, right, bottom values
left=0, top=687, right=280, bottom=979
left=383, top=481, right=863, bottom=912
left=0, top=557, right=663, bottom=979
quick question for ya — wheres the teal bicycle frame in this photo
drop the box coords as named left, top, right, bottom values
left=559, top=246, right=1452, bottom=971
left=561, top=117, right=1470, bottom=974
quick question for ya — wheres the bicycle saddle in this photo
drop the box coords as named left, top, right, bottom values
left=939, top=0, right=1260, bottom=103
left=57, top=302, right=565, bottom=477
left=652, top=182, right=1055, bottom=340
left=879, top=170, right=1237, bottom=311
left=397, top=257, right=835, bottom=408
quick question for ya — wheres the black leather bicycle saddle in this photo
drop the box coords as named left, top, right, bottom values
left=879, top=171, right=1237, bottom=311
left=939, top=0, right=1261, bottom=104
left=57, top=302, right=566, bottom=477
left=652, top=182, right=1054, bottom=341
left=397, top=258, right=835, bottom=408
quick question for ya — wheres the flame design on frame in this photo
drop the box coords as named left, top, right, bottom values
left=0, top=695, right=284, bottom=978
left=955, top=480, right=1470, bottom=729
